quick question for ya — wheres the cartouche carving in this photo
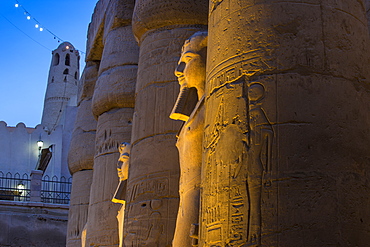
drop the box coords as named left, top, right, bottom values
left=170, top=31, right=208, bottom=247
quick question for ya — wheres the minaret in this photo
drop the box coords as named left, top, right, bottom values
left=41, top=42, right=79, bottom=132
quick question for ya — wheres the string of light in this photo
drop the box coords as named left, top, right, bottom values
left=13, top=0, right=85, bottom=54
left=0, top=12, right=51, bottom=51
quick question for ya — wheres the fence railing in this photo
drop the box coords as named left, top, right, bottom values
left=0, top=172, right=30, bottom=201
left=0, top=171, right=71, bottom=204
left=41, top=175, right=72, bottom=204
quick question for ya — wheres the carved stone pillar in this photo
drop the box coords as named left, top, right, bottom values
left=124, top=1, right=208, bottom=246
left=86, top=108, right=134, bottom=246
left=85, top=0, right=138, bottom=246
left=66, top=61, right=99, bottom=247
left=366, top=0, right=370, bottom=33
left=201, top=0, right=370, bottom=246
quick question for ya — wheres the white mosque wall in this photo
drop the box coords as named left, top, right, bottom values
left=0, top=106, right=76, bottom=180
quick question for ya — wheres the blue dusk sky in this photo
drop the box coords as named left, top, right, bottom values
left=0, top=0, right=98, bottom=127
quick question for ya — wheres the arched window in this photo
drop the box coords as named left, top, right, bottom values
left=53, top=53, right=60, bottom=66
left=65, top=53, right=70, bottom=66
left=74, top=71, right=78, bottom=80
left=63, top=69, right=69, bottom=74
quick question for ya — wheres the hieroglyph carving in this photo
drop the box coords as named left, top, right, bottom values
left=245, top=82, right=273, bottom=244
left=124, top=171, right=170, bottom=246
left=210, top=0, right=223, bottom=13
left=96, top=129, right=123, bottom=156
left=201, top=75, right=273, bottom=246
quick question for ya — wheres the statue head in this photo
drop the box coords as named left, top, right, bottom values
left=117, top=142, right=131, bottom=181
left=175, top=31, right=208, bottom=99
left=112, top=142, right=131, bottom=204
left=170, top=31, right=208, bottom=122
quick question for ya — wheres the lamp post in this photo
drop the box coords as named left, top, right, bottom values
left=32, top=138, right=45, bottom=202
left=37, top=139, right=43, bottom=155
left=17, top=182, right=25, bottom=195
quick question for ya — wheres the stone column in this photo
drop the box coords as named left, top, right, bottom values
left=30, top=170, right=43, bottom=202
left=124, top=1, right=208, bottom=246
left=66, top=61, right=99, bottom=247
left=200, top=0, right=370, bottom=246
left=366, top=0, right=370, bottom=33
left=85, top=0, right=139, bottom=246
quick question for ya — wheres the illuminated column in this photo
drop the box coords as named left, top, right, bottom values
left=201, top=0, right=370, bottom=246
left=124, top=1, right=208, bottom=246
left=66, top=61, right=99, bottom=247
left=85, top=0, right=139, bottom=246
left=41, top=42, right=79, bottom=132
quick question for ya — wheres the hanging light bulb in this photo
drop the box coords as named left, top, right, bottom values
left=13, top=3, right=77, bottom=50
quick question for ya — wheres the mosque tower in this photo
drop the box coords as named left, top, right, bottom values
left=41, top=42, right=80, bottom=132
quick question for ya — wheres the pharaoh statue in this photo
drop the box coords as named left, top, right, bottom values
left=170, top=31, right=208, bottom=247
left=112, top=142, right=131, bottom=247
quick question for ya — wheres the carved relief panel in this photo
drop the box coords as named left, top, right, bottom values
left=200, top=75, right=278, bottom=246
left=95, top=109, right=133, bottom=157
left=124, top=171, right=173, bottom=246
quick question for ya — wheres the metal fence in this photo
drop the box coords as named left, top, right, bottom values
left=0, top=172, right=30, bottom=201
left=41, top=175, right=72, bottom=204
left=0, top=171, right=71, bottom=204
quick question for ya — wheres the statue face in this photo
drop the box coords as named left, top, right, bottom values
left=118, top=143, right=130, bottom=162
left=118, top=153, right=129, bottom=165
left=169, top=33, right=207, bottom=122
left=117, top=143, right=130, bottom=180
left=175, top=37, right=206, bottom=97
